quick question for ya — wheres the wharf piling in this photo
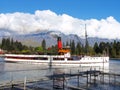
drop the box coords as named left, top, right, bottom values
left=49, top=69, right=120, bottom=90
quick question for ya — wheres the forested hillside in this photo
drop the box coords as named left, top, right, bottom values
left=0, top=38, right=120, bottom=58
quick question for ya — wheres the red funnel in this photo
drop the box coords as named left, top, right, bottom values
left=57, top=37, right=62, bottom=49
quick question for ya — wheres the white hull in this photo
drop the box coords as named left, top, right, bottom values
left=4, top=54, right=109, bottom=67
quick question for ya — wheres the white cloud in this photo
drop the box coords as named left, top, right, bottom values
left=0, top=10, right=120, bottom=39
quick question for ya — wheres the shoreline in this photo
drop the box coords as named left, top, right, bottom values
left=110, top=58, right=120, bottom=60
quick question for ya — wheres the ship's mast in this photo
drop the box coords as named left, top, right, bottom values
left=85, top=24, right=88, bottom=54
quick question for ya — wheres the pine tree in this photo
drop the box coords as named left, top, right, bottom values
left=112, top=41, right=117, bottom=57
left=76, top=42, right=82, bottom=55
left=93, top=42, right=99, bottom=54
left=42, top=39, right=46, bottom=50
left=99, top=42, right=106, bottom=54
left=66, top=41, right=69, bottom=46
left=71, top=40, right=75, bottom=55
left=117, top=42, right=120, bottom=57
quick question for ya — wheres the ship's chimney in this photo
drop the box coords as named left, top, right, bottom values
left=57, top=37, right=62, bottom=49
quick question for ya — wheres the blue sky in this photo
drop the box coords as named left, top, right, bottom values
left=0, top=0, right=120, bottom=21
left=0, top=0, right=120, bottom=39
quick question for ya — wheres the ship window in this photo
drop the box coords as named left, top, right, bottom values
left=67, top=58, right=73, bottom=60
left=37, top=57, right=48, bottom=60
left=53, top=58, right=64, bottom=60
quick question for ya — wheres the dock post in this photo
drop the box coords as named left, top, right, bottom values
left=10, top=72, right=14, bottom=89
left=77, top=70, right=80, bottom=87
left=53, top=71, right=55, bottom=89
left=70, top=69, right=71, bottom=79
left=53, top=77, right=54, bottom=89
left=103, top=73, right=105, bottom=84
left=109, top=73, right=110, bottom=84
left=90, top=68, right=91, bottom=84
left=101, top=72, right=104, bottom=84
left=87, top=70, right=88, bottom=86
left=94, top=68, right=96, bottom=84
left=114, top=74, right=116, bottom=85
left=24, top=76, right=26, bottom=90
left=100, top=71, right=103, bottom=83
left=63, top=73, right=65, bottom=90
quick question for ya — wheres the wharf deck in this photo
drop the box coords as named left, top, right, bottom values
left=47, top=70, right=102, bottom=79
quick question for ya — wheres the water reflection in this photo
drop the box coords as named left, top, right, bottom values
left=0, top=58, right=120, bottom=88
left=0, top=57, right=5, bottom=75
left=0, top=62, right=4, bottom=73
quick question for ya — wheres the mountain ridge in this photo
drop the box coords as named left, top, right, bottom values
left=0, top=30, right=118, bottom=47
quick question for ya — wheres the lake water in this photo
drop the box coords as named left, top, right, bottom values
left=0, top=57, right=120, bottom=90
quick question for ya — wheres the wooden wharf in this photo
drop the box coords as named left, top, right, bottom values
left=1, top=69, right=120, bottom=90
left=47, top=69, right=120, bottom=90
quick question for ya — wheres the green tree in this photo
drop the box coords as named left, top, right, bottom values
left=66, top=41, right=69, bottom=46
left=1, top=38, right=6, bottom=49
left=42, top=39, right=46, bottom=50
left=10, top=38, right=14, bottom=51
left=71, top=40, right=75, bottom=55
left=75, top=42, right=82, bottom=55
left=93, top=42, right=100, bottom=54
left=35, top=46, right=43, bottom=52
left=99, top=42, right=106, bottom=54
left=89, top=46, right=95, bottom=56
left=1, top=38, right=30, bottom=53
left=112, top=41, right=117, bottom=57
left=111, top=47, right=116, bottom=58
left=116, top=42, right=120, bottom=57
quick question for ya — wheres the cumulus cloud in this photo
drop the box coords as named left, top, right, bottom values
left=0, top=10, right=120, bottom=39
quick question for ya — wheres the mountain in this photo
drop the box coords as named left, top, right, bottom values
left=0, top=29, right=17, bottom=37
left=0, top=30, right=118, bottom=47
left=11, top=30, right=83, bottom=47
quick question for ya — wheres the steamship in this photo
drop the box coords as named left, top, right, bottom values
left=4, top=37, right=109, bottom=67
